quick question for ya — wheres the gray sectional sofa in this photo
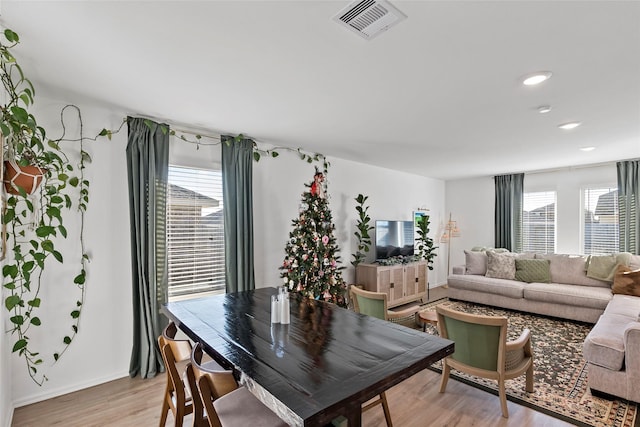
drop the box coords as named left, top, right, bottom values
left=447, top=251, right=640, bottom=403
left=583, top=295, right=640, bottom=402
left=448, top=253, right=628, bottom=323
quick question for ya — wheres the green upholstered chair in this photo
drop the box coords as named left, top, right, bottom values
left=435, top=305, right=534, bottom=418
left=349, top=285, right=423, bottom=427
left=436, top=306, right=533, bottom=418
left=349, top=285, right=418, bottom=322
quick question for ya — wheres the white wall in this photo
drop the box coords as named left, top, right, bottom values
left=445, top=176, right=495, bottom=270
left=445, top=163, right=619, bottom=269
left=252, top=151, right=447, bottom=287
left=8, top=97, right=132, bottom=406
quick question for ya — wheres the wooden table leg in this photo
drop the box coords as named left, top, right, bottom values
left=345, top=404, right=362, bottom=426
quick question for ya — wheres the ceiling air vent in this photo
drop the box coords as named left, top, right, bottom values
left=332, top=0, right=407, bottom=40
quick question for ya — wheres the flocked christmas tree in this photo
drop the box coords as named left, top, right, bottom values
left=280, top=168, right=347, bottom=307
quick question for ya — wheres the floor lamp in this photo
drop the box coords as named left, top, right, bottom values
left=440, top=213, right=461, bottom=276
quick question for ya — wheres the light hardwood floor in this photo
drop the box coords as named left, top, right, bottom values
left=12, top=286, right=572, bottom=426
left=12, top=367, right=571, bottom=427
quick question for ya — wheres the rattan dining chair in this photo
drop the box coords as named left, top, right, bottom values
left=188, top=342, right=288, bottom=427
left=435, top=305, right=535, bottom=418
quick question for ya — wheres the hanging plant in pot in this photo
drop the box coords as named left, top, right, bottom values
left=0, top=28, right=105, bottom=384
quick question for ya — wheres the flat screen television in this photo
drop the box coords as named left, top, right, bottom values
left=375, top=220, right=414, bottom=260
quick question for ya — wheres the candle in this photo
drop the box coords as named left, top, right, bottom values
left=271, top=295, right=280, bottom=324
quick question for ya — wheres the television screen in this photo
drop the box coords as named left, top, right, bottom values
left=375, top=220, right=414, bottom=260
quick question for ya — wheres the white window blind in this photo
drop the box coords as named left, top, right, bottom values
left=167, top=166, right=225, bottom=298
left=522, top=191, right=556, bottom=253
left=583, top=187, right=619, bottom=255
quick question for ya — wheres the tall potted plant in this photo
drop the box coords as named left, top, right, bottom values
left=415, top=213, right=437, bottom=270
left=1, top=28, right=95, bottom=384
left=351, top=194, right=373, bottom=267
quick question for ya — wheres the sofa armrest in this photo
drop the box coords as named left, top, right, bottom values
left=452, top=265, right=466, bottom=275
left=624, top=321, right=640, bottom=377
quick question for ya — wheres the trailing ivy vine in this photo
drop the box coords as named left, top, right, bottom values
left=0, top=29, right=113, bottom=384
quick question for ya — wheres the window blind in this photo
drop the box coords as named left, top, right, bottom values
left=522, top=191, right=556, bottom=253
left=167, top=166, right=225, bottom=297
left=583, top=187, right=619, bottom=255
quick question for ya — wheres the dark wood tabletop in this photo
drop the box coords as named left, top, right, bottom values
left=162, top=287, right=454, bottom=427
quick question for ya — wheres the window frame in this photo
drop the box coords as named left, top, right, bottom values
left=581, top=184, right=619, bottom=255
left=521, top=190, right=557, bottom=254
left=166, top=164, right=226, bottom=301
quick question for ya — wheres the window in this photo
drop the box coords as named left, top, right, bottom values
left=167, top=166, right=225, bottom=298
left=583, top=187, right=619, bottom=255
left=522, top=191, right=556, bottom=253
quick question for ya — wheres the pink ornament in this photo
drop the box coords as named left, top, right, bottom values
left=318, top=270, right=324, bottom=277
left=322, top=235, right=329, bottom=245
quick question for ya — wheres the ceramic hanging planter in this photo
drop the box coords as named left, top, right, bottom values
left=3, top=160, right=45, bottom=195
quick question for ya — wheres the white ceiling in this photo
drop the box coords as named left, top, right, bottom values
left=2, top=1, right=639, bottom=180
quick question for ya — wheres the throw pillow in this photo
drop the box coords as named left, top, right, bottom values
left=612, top=264, right=640, bottom=297
left=485, top=251, right=517, bottom=280
left=515, top=259, right=551, bottom=283
left=465, top=250, right=487, bottom=275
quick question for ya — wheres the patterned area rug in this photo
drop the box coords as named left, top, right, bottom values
left=418, top=299, right=639, bottom=427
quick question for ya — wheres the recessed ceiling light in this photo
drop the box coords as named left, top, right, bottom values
left=522, top=71, right=553, bottom=86
left=558, top=122, right=582, bottom=130
left=580, top=147, right=596, bottom=152
left=537, top=105, right=552, bottom=114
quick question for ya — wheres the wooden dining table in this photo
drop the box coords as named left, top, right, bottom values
left=162, top=287, right=454, bottom=427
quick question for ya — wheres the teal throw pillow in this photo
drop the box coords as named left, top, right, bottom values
left=515, top=259, right=551, bottom=283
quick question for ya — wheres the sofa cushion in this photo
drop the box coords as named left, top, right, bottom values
left=515, top=259, right=551, bottom=283
left=604, top=294, right=640, bottom=319
left=447, top=274, right=525, bottom=299
left=536, top=254, right=610, bottom=288
left=465, top=250, right=487, bottom=275
left=583, top=313, right=630, bottom=371
left=523, top=282, right=612, bottom=309
left=485, top=251, right=517, bottom=279
left=612, top=265, right=640, bottom=297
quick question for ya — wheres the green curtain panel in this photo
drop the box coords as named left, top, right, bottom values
left=221, top=135, right=255, bottom=293
left=617, top=159, right=639, bottom=255
left=126, top=117, right=170, bottom=378
left=494, top=173, right=524, bottom=252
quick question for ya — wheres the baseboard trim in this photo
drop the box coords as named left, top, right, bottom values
left=12, top=370, right=130, bottom=408
left=3, top=403, right=13, bottom=427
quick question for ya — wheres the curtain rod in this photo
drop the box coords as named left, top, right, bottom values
left=524, top=160, right=619, bottom=176
left=125, top=114, right=238, bottom=142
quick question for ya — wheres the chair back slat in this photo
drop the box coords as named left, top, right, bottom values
left=163, top=322, right=192, bottom=361
left=354, top=294, right=387, bottom=320
left=350, top=286, right=388, bottom=321
left=191, top=343, right=239, bottom=399
left=442, top=316, right=502, bottom=370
